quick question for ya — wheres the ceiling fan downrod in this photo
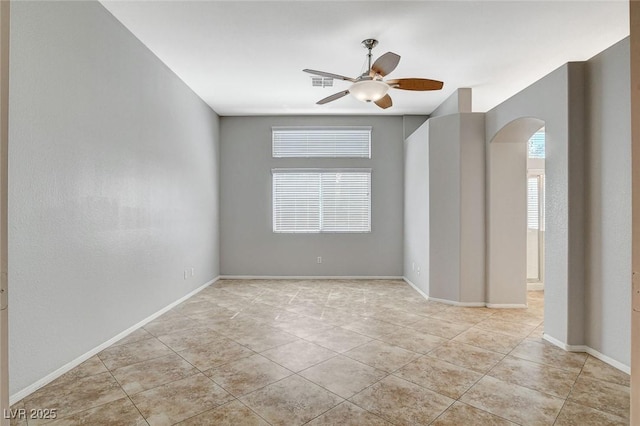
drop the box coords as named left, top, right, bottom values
left=362, top=39, right=378, bottom=76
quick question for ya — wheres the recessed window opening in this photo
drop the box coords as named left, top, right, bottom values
left=527, top=128, right=545, bottom=284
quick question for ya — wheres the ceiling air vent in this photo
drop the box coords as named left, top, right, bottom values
left=311, top=77, right=333, bottom=88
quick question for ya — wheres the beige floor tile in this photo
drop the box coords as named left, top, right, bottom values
left=394, top=300, right=448, bottom=316
left=112, top=328, right=154, bottom=347
left=205, top=353, right=293, bottom=396
left=185, top=306, right=237, bottom=323
left=44, top=397, right=147, bottom=426
left=431, top=401, right=516, bottom=425
left=176, top=400, right=269, bottom=425
left=554, top=401, right=628, bottom=426
left=98, top=338, right=174, bottom=370
left=18, top=281, right=626, bottom=426
left=225, top=326, right=299, bottom=352
left=144, top=316, right=198, bottom=337
left=299, top=355, right=387, bottom=399
left=174, top=299, right=219, bottom=316
left=567, top=376, right=630, bottom=419
left=407, top=317, right=471, bottom=339
left=488, top=355, right=579, bottom=398
left=473, top=317, right=537, bottom=339
left=375, top=327, right=447, bottom=354
left=304, top=327, right=372, bottom=353
left=24, top=372, right=127, bottom=424
left=156, top=326, right=225, bottom=352
left=131, top=374, right=233, bottom=426
left=428, top=341, right=504, bottom=373
left=431, top=307, right=494, bottom=326
left=368, top=308, right=425, bottom=326
left=306, top=401, right=391, bottom=426
left=460, top=376, right=565, bottom=425
left=46, top=356, right=108, bottom=387
left=112, top=353, right=199, bottom=395
left=341, top=318, right=401, bottom=338
left=394, top=356, right=482, bottom=399
left=489, top=309, right=544, bottom=326
left=343, top=340, right=419, bottom=372
left=529, top=324, right=545, bottom=339
left=176, top=337, right=255, bottom=371
left=453, top=327, right=523, bottom=354
left=240, top=375, right=343, bottom=426
left=580, top=356, right=630, bottom=387
left=349, top=375, right=454, bottom=426
left=8, top=401, right=27, bottom=426
left=292, top=306, right=360, bottom=327
left=510, top=339, right=587, bottom=373
left=271, top=315, right=335, bottom=338
left=260, top=340, right=337, bottom=372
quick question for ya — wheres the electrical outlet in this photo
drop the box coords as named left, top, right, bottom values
left=184, top=269, right=188, bottom=280
left=412, top=262, right=415, bottom=271
left=191, top=267, right=195, bottom=277
left=417, top=267, right=421, bottom=276
left=317, top=256, right=322, bottom=264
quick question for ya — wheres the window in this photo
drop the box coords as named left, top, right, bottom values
left=527, top=174, right=545, bottom=231
left=272, top=127, right=371, bottom=158
left=528, top=129, right=545, bottom=159
left=272, top=169, right=371, bottom=233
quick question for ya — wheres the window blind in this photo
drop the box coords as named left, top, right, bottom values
left=272, top=169, right=371, bottom=233
left=272, top=127, right=371, bottom=158
left=527, top=176, right=539, bottom=230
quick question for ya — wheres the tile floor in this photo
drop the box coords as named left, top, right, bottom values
left=12, top=279, right=631, bottom=425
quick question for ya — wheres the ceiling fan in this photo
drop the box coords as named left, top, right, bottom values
left=303, top=39, right=444, bottom=109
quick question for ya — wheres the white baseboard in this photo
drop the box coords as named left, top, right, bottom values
left=543, top=333, right=630, bottom=375
left=402, top=277, right=428, bottom=300
left=10, top=276, right=220, bottom=405
left=485, top=303, right=528, bottom=309
left=220, top=275, right=404, bottom=280
left=527, top=282, right=544, bottom=291
left=427, top=297, right=486, bottom=307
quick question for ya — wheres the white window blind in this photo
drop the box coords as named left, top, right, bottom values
left=272, top=127, right=371, bottom=158
left=273, top=169, right=371, bottom=233
left=527, top=177, right=539, bottom=230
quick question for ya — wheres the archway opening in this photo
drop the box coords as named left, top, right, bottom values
left=487, top=117, right=545, bottom=307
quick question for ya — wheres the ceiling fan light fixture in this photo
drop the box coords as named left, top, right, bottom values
left=349, top=80, right=389, bottom=102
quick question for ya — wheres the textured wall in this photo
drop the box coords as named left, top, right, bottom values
left=9, top=1, right=220, bottom=395
left=584, top=38, right=631, bottom=366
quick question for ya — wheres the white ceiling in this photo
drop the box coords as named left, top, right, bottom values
left=101, top=1, right=629, bottom=116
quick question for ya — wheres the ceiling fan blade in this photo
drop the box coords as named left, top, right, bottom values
left=387, top=78, right=444, bottom=91
left=370, top=52, right=401, bottom=77
left=303, top=69, right=356, bottom=82
left=374, top=94, right=392, bottom=109
left=317, top=90, right=350, bottom=105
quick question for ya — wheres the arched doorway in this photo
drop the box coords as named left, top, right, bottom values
left=487, top=117, right=545, bottom=307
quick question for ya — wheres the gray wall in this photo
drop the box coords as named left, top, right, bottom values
left=428, top=113, right=485, bottom=303
left=220, top=116, right=403, bottom=277
left=9, top=1, right=220, bottom=395
left=430, top=88, right=472, bottom=118
left=584, top=38, right=631, bottom=365
left=403, top=121, right=429, bottom=293
left=486, top=63, right=581, bottom=343
left=486, top=38, right=631, bottom=366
